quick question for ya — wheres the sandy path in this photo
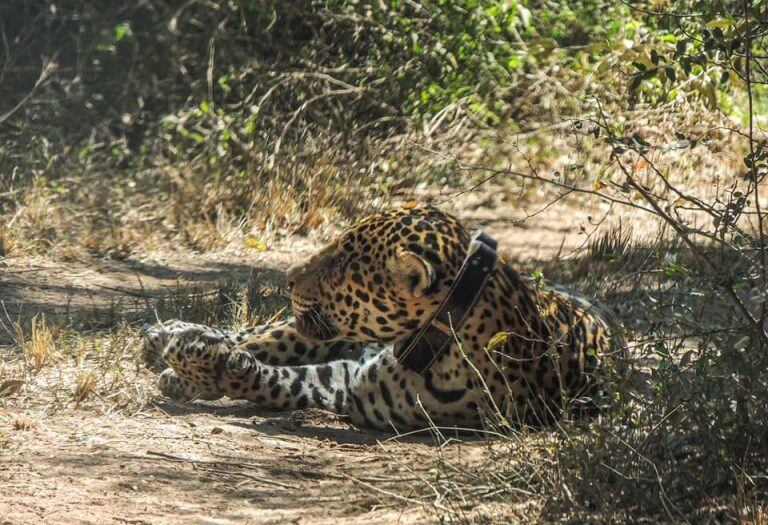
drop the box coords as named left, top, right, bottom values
left=1, top=401, right=440, bottom=524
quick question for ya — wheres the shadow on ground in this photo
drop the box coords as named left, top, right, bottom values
left=154, top=398, right=483, bottom=447
left=0, top=254, right=288, bottom=343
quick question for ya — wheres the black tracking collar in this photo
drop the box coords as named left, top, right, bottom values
left=394, top=230, right=499, bottom=374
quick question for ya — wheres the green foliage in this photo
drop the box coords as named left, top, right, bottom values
left=623, top=0, right=768, bottom=110
left=0, top=0, right=646, bottom=191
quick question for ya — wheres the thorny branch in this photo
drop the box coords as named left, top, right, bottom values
left=591, top=93, right=768, bottom=345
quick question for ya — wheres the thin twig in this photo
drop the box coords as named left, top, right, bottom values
left=0, top=58, right=56, bottom=126
left=595, top=100, right=768, bottom=344
left=140, top=451, right=298, bottom=489
left=340, top=471, right=450, bottom=512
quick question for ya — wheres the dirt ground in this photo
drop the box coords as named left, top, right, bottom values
left=0, top=194, right=624, bottom=524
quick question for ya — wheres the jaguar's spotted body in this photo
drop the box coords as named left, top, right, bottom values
left=143, top=206, right=622, bottom=429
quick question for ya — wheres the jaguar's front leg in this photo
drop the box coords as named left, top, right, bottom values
left=154, top=326, right=237, bottom=401
left=141, top=318, right=372, bottom=372
left=156, top=368, right=224, bottom=401
left=163, top=336, right=359, bottom=412
left=140, top=320, right=229, bottom=373
left=164, top=341, right=482, bottom=430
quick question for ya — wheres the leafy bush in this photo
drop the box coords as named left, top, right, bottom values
left=1, top=0, right=652, bottom=251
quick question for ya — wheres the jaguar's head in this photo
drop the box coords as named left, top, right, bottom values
left=286, top=206, right=471, bottom=342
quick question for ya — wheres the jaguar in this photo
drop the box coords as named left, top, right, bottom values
left=142, top=206, right=623, bottom=430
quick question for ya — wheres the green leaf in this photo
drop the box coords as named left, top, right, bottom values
left=486, top=331, right=509, bottom=350
left=706, top=18, right=734, bottom=30
left=666, top=67, right=676, bottom=83
left=642, top=68, right=658, bottom=80
left=114, top=22, right=131, bottom=43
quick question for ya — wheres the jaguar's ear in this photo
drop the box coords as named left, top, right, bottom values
left=387, top=250, right=437, bottom=297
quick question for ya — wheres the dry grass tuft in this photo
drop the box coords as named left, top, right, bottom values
left=0, top=226, right=15, bottom=257
left=14, top=315, right=58, bottom=372
left=73, top=369, right=96, bottom=405
left=11, top=415, right=37, bottom=431
left=3, top=182, right=71, bottom=254
left=586, top=220, right=634, bottom=263
left=1, top=317, right=153, bottom=415
left=150, top=269, right=291, bottom=330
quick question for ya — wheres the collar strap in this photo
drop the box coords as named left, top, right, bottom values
left=394, top=230, right=499, bottom=374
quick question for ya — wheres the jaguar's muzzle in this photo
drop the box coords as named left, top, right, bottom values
left=294, top=303, right=338, bottom=341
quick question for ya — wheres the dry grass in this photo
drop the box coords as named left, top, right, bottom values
left=148, top=269, right=291, bottom=331
left=1, top=317, right=151, bottom=416
left=72, top=369, right=96, bottom=405
left=10, top=415, right=37, bottom=431
left=0, top=134, right=390, bottom=262
left=0, top=226, right=15, bottom=258
left=407, top=421, right=768, bottom=524
left=0, top=269, right=290, bottom=416
left=0, top=98, right=746, bottom=265
left=13, top=315, right=58, bottom=372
